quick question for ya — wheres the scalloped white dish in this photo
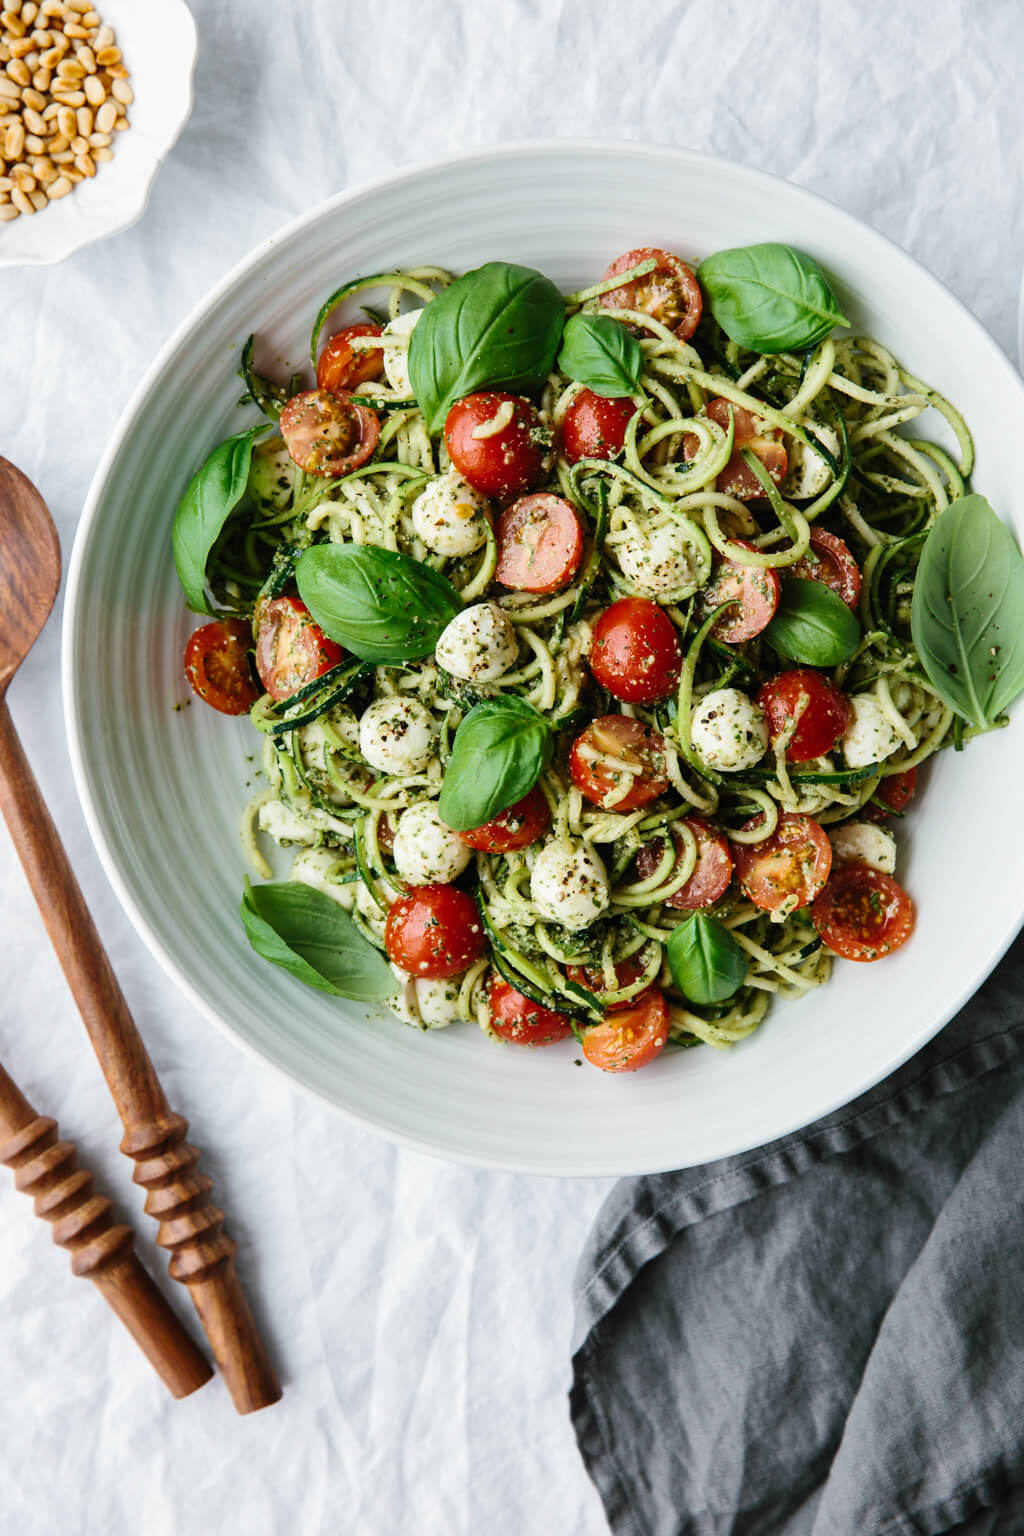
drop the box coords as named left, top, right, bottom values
left=63, top=143, right=1024, bottom=1174
left=0, top=0, right=196, bottom=268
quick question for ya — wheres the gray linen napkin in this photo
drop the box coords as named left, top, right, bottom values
left=570, top=932, right=1024, bottom=1536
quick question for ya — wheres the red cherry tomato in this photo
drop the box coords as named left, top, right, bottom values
left=569, top=716, right=669, bottom=811
left=316, top=323, right=384, bottom=395
left=813, top=865, right=915, bottom=962
left=183, top=620, right=260, bottom=716
left=635, top=818, right=733, bottom=910
left=444, top=392, right=551, bottom=499
left=732, top=812, right=832, bottom=913
left=701, top=541, right=781, bottom=643
left=560, top=390, right=636, bottom=463
left=791, top=528, right=862, bottom=609
left=488, top=977, right=574, bottom=1046
left=684, top=398, right=787, bottom=500
left=385, top=886, right=487, bottom=979
left=495, top=493, right=584, bottom=594
left=254, top=596, right=344, bottom=702
left=589, top=598, right=682, bottom=704
left=582, top=989, right=670, bottom=1073
left=280, top=388, right=380, bottom=477
left=600, top=246, right=703, bottom=341
left=566, top=952, right=657, bottom=1011
left=863, top=766, right=918, bottom=823
left=758, top=669, right=852, bottom=764
left=455, top=787, right=551, bottom=852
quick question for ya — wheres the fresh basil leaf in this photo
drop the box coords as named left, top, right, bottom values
left=911, top=493, right=1024, bottom=732
left=556, top=312, right=643, bottom=398
left=438, top=696, right=553, bottom=831
left=698, top=243, right=848, bottom=355
left=765, top=577, right=861, bottom=666
left=172, top=424, right=268, bottom=614
left=667, top=912, right=747, bottom=1005
left=240, top=879, right=394, bottom=1001
left=408, top=261, right=565, bottom=434
left=295, top=543, right=462, bottom=663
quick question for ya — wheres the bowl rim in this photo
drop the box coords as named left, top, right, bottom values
left=62, top=138, right=1024, bottom=1173
left=0, top=0, right=198, bottom=270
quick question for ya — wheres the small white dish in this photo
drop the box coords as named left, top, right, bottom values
left=63, top=142, right=1024, bottom=1175
left=0, top=0, right=196, bottom=268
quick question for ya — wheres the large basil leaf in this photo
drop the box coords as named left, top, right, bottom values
left=408, top=261, right=565, bottom=433
left=295, top=543, right=462, bottom=663
left=241, top=879, right=393, bottom=1001
left=765, top=577, right=861, bottom=666
left=910, top=494, right=1024, bottom=731
left=438, top=696, right=553, bottom=831
left=698, top=243, right=848, bottom=355
left=172, top=424, right=268, bottom=613
left=667, top=912, right=747, bottom=1005
left=556, top=312, right=643, bottom=398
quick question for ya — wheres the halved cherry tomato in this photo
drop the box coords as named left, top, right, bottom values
left=790, top=527, right=862, bottom=609
left=495, top=493, right=584, bottom=593
left=316, top=323, right=385, bottom=395
left=701, top=541, right=781, bottom=643
left=569, top=716, right=669, bottom=812
left=444, top=392, right=551, bottom=499
left=280, top=388, right=380, bottom=477
left=757, top=669, right=852, bottom=764
left=455, top=787, right=551, bottom=852
left=732, top=812, right=832, bottom=913
left=868, top=767, right=918, bottom=820
left=635, top=818, right=734, bottom=910
left=384, top=886, right=487, bottom=979
left=254, top=595, right=344, bottom=702
left=560, top=390, right=636, bottom=464
left=600, top=247, right=703, bottom=341
left=812, top=864, right=915, bottom=962
left=684, top=399, right=787, bottom=500
left=582, top=989, right=670, bottom=1073
left=488, top=977, right=574, bottom=1046
left=566, top=952, right=657, bottom=1011
left=589, top=597, right=682, bottom=704
left=184, top=620, right=260, bottom=716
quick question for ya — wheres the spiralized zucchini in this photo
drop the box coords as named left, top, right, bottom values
left=219, top=265, right=971, bottom=1047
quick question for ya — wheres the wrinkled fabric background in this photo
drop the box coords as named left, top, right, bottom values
left=0, top=2, right=1021, bottom=1532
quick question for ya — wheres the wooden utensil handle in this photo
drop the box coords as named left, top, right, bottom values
left=0, top=1062, right=212, bottom=1397
left=0, top=699, right=281, bottom=1413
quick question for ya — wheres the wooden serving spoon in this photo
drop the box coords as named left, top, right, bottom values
left=0, top=457, right=282, bottom=1414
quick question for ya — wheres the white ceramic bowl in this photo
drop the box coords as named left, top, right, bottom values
left=63, top=142, right=1024, bottom=1175
left=0, top=0, right=196, bottom=268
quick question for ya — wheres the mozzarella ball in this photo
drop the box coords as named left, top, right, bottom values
left=530, top=840, right=610, bottom=929
left=782, top=425, right=839, bottom=500
left=256, top=800, right=319, bottom=847
left=414, top=975, right=465, bottom=1029
left=616, top=519, right=707, bottom=599
left=291, top=848, right=358, bottom=908
left=382, top=309, right=422, bottom=395
left=829, top=821, right=897, bottom=875
left=691, top=688, right=769, bottom=772
left=435, top=602, right=519, bottom=682
left=411, top=471, right=491, bottom=557
left=358, top=696, right=437, bottom=775
left=393, top=802, right=472, bottom=886
left=842, top=695, right=904, bottom=768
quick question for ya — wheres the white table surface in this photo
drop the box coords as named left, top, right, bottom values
left=1, top=2, right=1021, bottom=1532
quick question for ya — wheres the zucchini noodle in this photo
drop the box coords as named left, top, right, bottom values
left=206, top=256, right=972, bottom=1053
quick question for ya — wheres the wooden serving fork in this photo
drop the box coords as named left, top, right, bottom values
left=0, top=457, right=281, bottom=1413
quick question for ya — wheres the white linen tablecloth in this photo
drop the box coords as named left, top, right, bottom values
left=1, top=2, right=1021, bottom=1531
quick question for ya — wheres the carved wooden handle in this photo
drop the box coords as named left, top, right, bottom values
left=0, top=1061, right=212, bottom=1397
left=0, top=698, right=282, bottom=1413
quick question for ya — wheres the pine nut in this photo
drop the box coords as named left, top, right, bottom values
left=56, top=56, right=82, bottom=77
left=11, top=184, right=31, bottom=212
left=9, top=37, right=32, bottom=56
left=39, top=43, right=63, bottom=67
left=75, top=41, right=93, bottom=70
left=12, top=164, right=34, bottom=188
left=0, top=174, right=11, bottom=190
left=23, top=130, right=41, bottom=150
left=55, top=102, right=71, bottom=134
left=63, top=21, right=86, bottom=37
left=82, top=68, right=100, bottom=102
left=73, top=100, right=88, bottom=132
left=3, top=118, right=22, bottom=155
left=72, top=146, right=89, bottom=173
left=68, top=0, right=92, bottom=11
left=112, top=113, right=125, bottom=128
left=68, top=129, right=83, bottom=150
left=0, top=202, right=20, bottom=218
left=22, top=105, right=44, bottom=131
left=109, top=74, right=128, bottom=103
left=21, top=0, right=37, bottom=20
left=27, top=184, right=43, bottom=205
left=21, top=84, right=43, bottom=108
left=30, top=29, right=50, bottom=46
left=1, top=13, right=26, bottom=39
left=85, top=125, right=103, bottom=144
left=47, top=128, right=64, bottom=147
left=92, top=22, right=110, bottom=47
left=5, top=54, right=28, bottom=82
left=31, top=65, right=47, bottom=87
left=52, top=87, right=83, bottom=104
left=0, top=75, right=19, bottom=97
left=93, top=96, right=112, bottom=131
left=45, top=170, right=68, bottom=195
left=49, top=146, right=69, bottom=160
left=94, top=42, right=116, bottom=66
